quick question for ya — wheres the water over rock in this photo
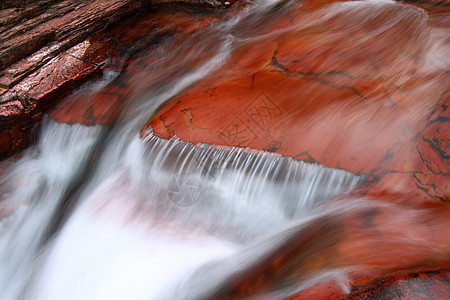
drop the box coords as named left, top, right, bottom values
left=142, top=0, right=450, bottom=203
left=0, top=0, right=238, bottom=158
left=0, top=0, right=448, bottom=299
left=135, top=1, right=450, bottom=297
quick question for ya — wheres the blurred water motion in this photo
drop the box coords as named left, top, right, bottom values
left=0, top=0, right=449, bottom=299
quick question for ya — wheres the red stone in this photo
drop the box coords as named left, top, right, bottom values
left=49, top=11, right=224, bottom=125
left=0, top=0, right=448, bottom=298
left=0, top=100, right=24, bottom=122
left=345, top=268, right=450, bottom=300
left=137, top=1, right=450, bottom=297
left=0, top=0, right=235, bottom=157
left=288, top=267, right=450, bottom=300
left=204, top=194, right=450, bottom=299
left=142, top=0, right=450, bottom=203
left=0, top=128, right=12, bottom=155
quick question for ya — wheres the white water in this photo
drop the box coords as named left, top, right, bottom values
left=1, top=120, right=359, bottom=300
left=2, top=0, right=442, bottom=298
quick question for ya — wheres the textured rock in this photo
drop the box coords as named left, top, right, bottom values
left=48, top=10, right=223, bottom=125
left=0, top=0, right=146, bottom=70
left=152, top=0, right=238, bottom=9
left=0, top=0, right=448, bottom=298
left=287, top=267, right=450, bottom=299
left=0, top=0, right=148, bottom=157
left=344, top=268, right=450, bottom=300
left=0, top=41, right=100, bottom=157
left=0, top=0, right=236, bottom=158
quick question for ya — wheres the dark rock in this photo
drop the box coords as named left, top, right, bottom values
left=344, top=268, right=450, bottom=300
left=0, top=0, right=237, bottom=158
left=152, top=0, right=238, bottom=9
left=0, top=0, right=147, bottom=70
left=287, top=267, right=450, bottom=299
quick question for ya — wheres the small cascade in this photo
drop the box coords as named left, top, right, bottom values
left=0, top=118, right=361, bottom=299
left=139, top=131, right=362, bottom=242
left=0, top=119, right=103, bottom=300
left=0, top=0, right=447, bottom=298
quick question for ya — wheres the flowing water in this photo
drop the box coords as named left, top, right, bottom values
left=0, top=0, right=448, bottom=299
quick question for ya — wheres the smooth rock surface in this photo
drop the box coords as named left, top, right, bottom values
left=142, top=0, right=450, bottom=203
left=136, top=1, right=450, bottom=297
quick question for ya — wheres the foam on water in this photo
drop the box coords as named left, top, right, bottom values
left=28, top=204, right=237, bottom=300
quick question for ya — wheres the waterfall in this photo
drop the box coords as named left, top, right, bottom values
left=0, top=120, right=103, bottom=299
left=0, top=0, right=446, bottom=299
left=0, top=118, right=360, bottom=300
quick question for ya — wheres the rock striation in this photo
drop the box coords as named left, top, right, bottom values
left=0, top=0, right=237, bottom=157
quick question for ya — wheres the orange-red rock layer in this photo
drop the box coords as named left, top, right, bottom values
left=205, top=192, right=450, bottom=299
left=1, top=0, right=447, bottom=299
left=138, top=1, right=449, bottom=297
left=142, top=0, right=450, bottom=203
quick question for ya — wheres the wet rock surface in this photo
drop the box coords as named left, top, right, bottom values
left=344, top=268, right=450, bottom=300
left=48, top=10, right=225, bottom=126
left=142, top=0, right=450, bottom=204
left=152, top=0, right=238, bottom=9
left=0, top=0, right=237, bottom=157
left=0, top=0, right=149, bottom=157
left=134, top=1, right=449, bottom=297
left=0, top=0, right=146, bottom=71
left=203, top=191, right=450, bottom=299
left=0, top=0, right=448, bottom=299
left=288, top=267, right=450, bottom=300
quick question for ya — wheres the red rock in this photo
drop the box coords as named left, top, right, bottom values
left=0, top=0, right=147, bottom=70
left=206, top=194, right=450, bottom=299
left=142, top=0, right=450, bottom=203
left=0, top=42, right=64, bottom=90
left=49, top=11, right=225, bottom=125
left=152, top=0, right=238, bottom=9
left=288, top=267, right=450, bottom=300
left=0, top=0, right=448, bottom=298
left=0, top=100, right=24, bottom=122
left=344, top=268, right=450, bottom=300
left=49, top=85, right=123, bottom=126
left=0, top=0, right=149, bottom=158
left=0, top=129, right=12, bottom=155
left=137, top=2, right=450, bottom=296
left=0, top=0, right=240, bottom=158
left=0, top=40, right=101, bottom=128
left=345, top=268, right=450, bottom=300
